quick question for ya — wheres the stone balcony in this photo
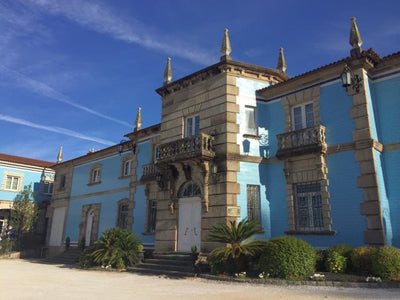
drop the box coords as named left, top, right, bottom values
left=140, top=163, right=159, bottom=182
left=156, top=133, right=215, bottom=164
left=276, top=125, right=327, bottom=159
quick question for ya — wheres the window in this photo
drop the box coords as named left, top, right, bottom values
left=5, top=175, right=20, bottom=191
left=244, top=106, right=257, bottom=135
left=292, top=103, right=314, bottom=130
left=122, top=160, right=132, bottom=177
left=89, top=165, right=101, bottom=184
left=147, top=200, right=157, bottom=233
left=41, top=182, right=53, bottom=195
left=185, top=115, right=200, bottom=137
left=117, top=204, right=129, bottom=229
left=294, top=182, right=323, bottom=231
left=247, top=185, right=261, bottom=223
left=178, top=181, right=201, bottom=198
left=60, top=175, right=66, bottom=190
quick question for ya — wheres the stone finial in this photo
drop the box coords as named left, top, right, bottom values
left=277, top=47, right=287, bottom=72
left=57, top=146, right=63, bottom=163
left=163, top=57, right=172, bottom=85
left=134, top=107, right=142, bottom=131
left=349, top=17, right=363, bottom=51
left=220, top=28, right=232, bottom=61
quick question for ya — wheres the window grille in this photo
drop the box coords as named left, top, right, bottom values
left=294, top=182, right=323, bottom=231
left=247, top=185, right=261, bottom=223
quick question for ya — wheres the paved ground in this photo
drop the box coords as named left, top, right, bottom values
left=0, top=259, right=399, bottom=299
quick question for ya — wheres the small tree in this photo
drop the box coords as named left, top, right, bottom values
left=207, top=218, right=265, bottom=274
left=10, top=184, right=38, bottom=250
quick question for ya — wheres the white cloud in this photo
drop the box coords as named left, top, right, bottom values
left=25, top=0, right=215, bottom=65
left=0, top=65, right=132, bottom=128
left=0, top=114, right=115, bottom=146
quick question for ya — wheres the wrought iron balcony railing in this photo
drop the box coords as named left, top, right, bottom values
left=140, top=163, right=159, bottom=182
left=276, top=125, right=327, bottom=159
left=156, top=133, right=215, bottom=164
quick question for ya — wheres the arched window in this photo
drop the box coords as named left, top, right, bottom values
left=178, top=181, right=201, bottom=198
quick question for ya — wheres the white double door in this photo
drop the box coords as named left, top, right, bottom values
left=178, top=197, right=201, bottom=252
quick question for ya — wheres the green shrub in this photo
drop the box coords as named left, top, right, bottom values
left=350, top=247, right=377, bottom=274
left=371, top=246, right=400, bottom=280
left=327, top=244, right=353, bottom=259
left=325, top=250, right=347, bottom=273
left=79, top=244, right=101, bottom=268
left=258, top=236, right=316, bottom=279
left=326, top=244, right=353, bottom=272
left=91, top=227, right=142, bottom=268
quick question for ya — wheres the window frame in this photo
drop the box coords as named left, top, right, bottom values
left=146, top=200, right=157, bottom=233
left=294, top=182, right=324, bottom=232
left=291, top=102, right=314, bottom=131
left=246, top=184, right=261, bottom=223
left=244, top=106, right=257, bottom=135
left=41, top=181, right=54, bottom=195
left=184, top=115, right=200, bottom=137
left=88, top=164, right=102, bottom=185
left=117, top=203, right=129, bottom=230
left=1, top=172, right=23, bottom=192
left=122, top=159, right=132, bottom=177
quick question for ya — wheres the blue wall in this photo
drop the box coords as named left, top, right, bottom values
left=320, top=82, right=355, bottom=145
left=381, top=150, right=400, bottom=247
left=64, top=190, right=129, bottom=242
left=0, top=166, right=52, bottom=203
left=371, top=75, right=400, bottom=145
left=237, top=162, right=272, bottom=239
left=257, top=100, right=285, bottom=157
left=64, top=141, right=154, bottom=245
left=70, top=153, right=131, bottom=197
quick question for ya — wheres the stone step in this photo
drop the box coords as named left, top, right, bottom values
left=45, top=248, right=81, bottom=264
left=145, top=258, right=193, bottom=266
left=127, top=266, right=195, bottom=278
left=135, top=262, right=194, bottom=273
left=152, top=253, right=193, bottom=261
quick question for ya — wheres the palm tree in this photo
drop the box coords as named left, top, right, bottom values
left=207, top=218, right=265, bottom=273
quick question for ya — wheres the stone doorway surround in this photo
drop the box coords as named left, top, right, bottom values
left=79, top=203, right=101, bottom=246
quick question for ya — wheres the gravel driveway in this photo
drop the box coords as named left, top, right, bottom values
left=0, top=259, right=399, bottom=299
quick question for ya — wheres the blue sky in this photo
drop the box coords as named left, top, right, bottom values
left=1, top=0, right=399, bottom=162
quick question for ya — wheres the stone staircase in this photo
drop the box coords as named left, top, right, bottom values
left=128, top=253, right=196, bottom=277
left=45, top=247, right=81, bottom=265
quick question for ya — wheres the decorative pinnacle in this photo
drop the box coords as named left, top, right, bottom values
left=277, top=47, right=287, bottom=72
left=220, top=28, right=232, bottom=61
left=349, top=17, right=363, bottom=49
left=135, top=107, right=142, bottom=132
left=163, top=57, right=172, bottom=85
left=57, top=146, right=63, bottom=163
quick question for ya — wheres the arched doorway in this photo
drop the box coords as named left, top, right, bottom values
left=177, top=181, right=201, bottom=252
left=85, top=209, right=95, bottom=247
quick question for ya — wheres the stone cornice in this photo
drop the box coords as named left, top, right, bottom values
left=369, top=51, right=400, bottom=76
left=156, top=60, right=289, bottom=97
left=124, top=123, right=160, bottom=140
left=0, top=162, right=54, bottom=173
left=53, top=125, right=160, bottom=168
left=258, top=49, right=381, bottom=100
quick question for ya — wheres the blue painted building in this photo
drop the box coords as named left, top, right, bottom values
left=47, top=123, right=159, bottom=254
left=0, top=153, right=54, bottom=237
left=47, top=20, right=400, bottom=254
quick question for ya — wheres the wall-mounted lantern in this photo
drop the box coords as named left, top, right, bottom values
left=341, top=64, right=362, bottom=94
